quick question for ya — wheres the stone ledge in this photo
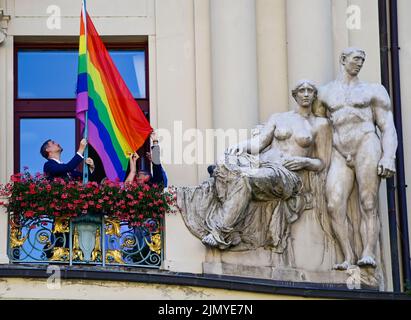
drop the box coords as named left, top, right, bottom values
left=0, top=264, right=409, bottom=300
left=203, top=262, right=380, bottom=290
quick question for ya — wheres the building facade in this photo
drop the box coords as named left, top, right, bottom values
left=0, top=0, right=410, bottom=299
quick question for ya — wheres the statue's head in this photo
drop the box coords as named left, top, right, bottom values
left=340, top=47, right=366, bottom=77
left=292, top=80, right=318, bottom=108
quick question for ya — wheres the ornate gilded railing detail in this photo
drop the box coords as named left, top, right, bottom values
left=8, top=214, right=163, bottom=268
left=8, top=217, right=69, bottom=263
left=106, top=250, right=125, bottom=264
left=121, top=237, right=136, bottom=249
left=38, top=233, right=50, bottom=244
left=145, top=234, right=162, bottom=255
left=91, top=227, right=102, bottom=262
left=50, top=247, right=69, bottom=261
left=53, top=218, right=69, bottom=234
left=105, top=218, right=162, bottom=267
left=105, top=218, right=121, bottom=238
left=9, top=226, right=28, bottom=248
left=72, top=226, right=84, bottom=262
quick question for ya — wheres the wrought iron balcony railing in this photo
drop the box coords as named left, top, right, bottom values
left=8, top=213, right=163, bottom=268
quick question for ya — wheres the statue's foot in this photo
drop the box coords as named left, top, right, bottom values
left=358, top=256, right=377, bottom=268
left=202, top=234, right=218, bottom=247
left=333, top=261, right=352, bottom=271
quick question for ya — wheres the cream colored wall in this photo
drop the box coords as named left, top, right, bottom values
left=7, top=0, right=155, bottom=36
left=398, top=0, right=411, bottom=273
left=193, top=0, right=213, bottom=183
left=0, top=34, right=13, bottom=186
left=256, top=0, right=289, bottom=122
left=210, top=0, right=259, bottom=132
left=0, top=277, right=313, bottom=300
left=153, top=0, right=206, bottom=274
left=286, top=0, right=334, bottom=108
left=0, top=197, right=9, bottom=264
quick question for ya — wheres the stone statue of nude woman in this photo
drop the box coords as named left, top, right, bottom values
left=176, top=80, right=333, bottom=257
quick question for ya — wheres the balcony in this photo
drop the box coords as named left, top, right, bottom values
left=8, top=214, right=163, bottom=268
left=0, top=172, right=171, bottom=269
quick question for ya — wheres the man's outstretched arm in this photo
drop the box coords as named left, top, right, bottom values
left=44, top=153, right=84, bottom=176
left=372, top=84, right=398, bottom=178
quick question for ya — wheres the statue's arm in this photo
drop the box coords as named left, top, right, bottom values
left=228, top=115, right=275, bottom=155
left=247, top=118, right=275, bottom=154
left=372, top=84, right=398, bottom=177
left=311, top=118, right=332, bottom=171
left=283, top=119, right=331, bottom=172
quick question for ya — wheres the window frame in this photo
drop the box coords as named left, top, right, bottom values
left=14, top=41, right=150, bottom=175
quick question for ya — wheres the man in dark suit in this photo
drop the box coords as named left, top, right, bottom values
left=40, top=138, right=95, bottom=180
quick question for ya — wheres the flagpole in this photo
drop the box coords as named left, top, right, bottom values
left=82, top=0, right=89, bottom=184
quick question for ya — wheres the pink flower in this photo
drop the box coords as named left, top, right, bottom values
left=11, top=173, right=22, bottom=182
left=29, top=183, right=36, bottom=194
left=24, top=210, right=35, bottom=218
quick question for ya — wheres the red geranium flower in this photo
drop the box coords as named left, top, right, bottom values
left=24, top=210, right=35, bottom=218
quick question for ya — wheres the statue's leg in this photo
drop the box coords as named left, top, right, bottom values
left=202, top=173, right=252, bottom=248
left=326, top=149, right=355, bottom=270
left=219, top=175, right=252, bottom=228
left=355, top=134, right=382, bottom=268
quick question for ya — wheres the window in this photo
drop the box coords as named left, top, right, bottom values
left=14, top=43, right=150, bottom=177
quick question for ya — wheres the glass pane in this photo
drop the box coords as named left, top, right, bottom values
left=18, top=50, right=146, bottom=99
left=20, top=118, right=76, bottom=175
left=18, top=51, right=78, bottom=99
left=111, top=51, right=146, bottom=99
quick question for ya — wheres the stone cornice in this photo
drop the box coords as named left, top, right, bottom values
left=0, top=264, right=410, bottom=300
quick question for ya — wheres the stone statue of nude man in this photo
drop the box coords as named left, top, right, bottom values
left=318, top=48, right=398, bottom=270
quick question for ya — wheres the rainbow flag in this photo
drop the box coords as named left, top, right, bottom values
left=76, top=5, right=152, bottom=181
